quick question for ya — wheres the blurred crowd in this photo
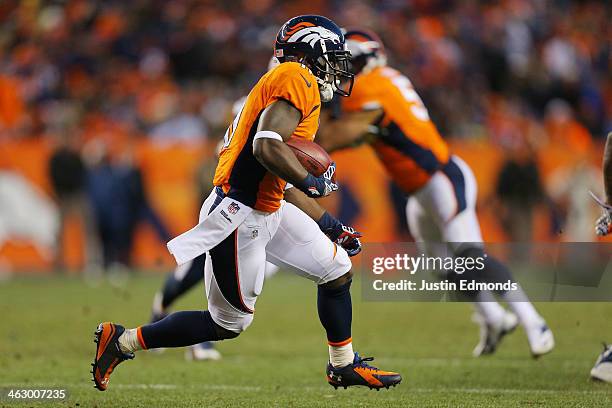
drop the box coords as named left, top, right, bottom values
left=0, top=0, right=609, bottom=143
left=0, top=0, right=609, bottom=270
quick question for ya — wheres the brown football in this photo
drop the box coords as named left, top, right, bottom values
left=286, top=137, right=335, bottom=181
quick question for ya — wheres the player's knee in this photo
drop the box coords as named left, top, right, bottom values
left=456, top=245, right=514, bottom=285
left=450, top=246, right=484, bottom=283
left=308, top=236, right=353, bottom=285
left=321, top=271, right=353, bottom=290
left=213, top=322, right=241, bottom=340
left=213, top=316, right=253, bottom=339
left=209, top=308, right=254, bottom=339
left=455, top=244, right=484, bottom=259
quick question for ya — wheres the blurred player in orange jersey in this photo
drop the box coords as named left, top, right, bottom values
left=91, top=16, right=401, bottom=392
left=318, top=28, right=555, bottom=358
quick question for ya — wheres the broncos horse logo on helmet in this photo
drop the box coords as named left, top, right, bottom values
left=275, top=15, right=354, bottom=102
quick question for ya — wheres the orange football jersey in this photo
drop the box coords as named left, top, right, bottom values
left=342, top=66, right=449, bottom=193
left=214, top=62, right=320, bottom=212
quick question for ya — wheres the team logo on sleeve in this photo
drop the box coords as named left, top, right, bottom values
left=307, top=186, right=321, bottom=196
left=228, top=202, right=241, bottom=215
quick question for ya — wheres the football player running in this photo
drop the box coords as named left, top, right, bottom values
left=317, top=28, right=554, bottom=358
left=148, top=79, right=280, bottom=363
left=590, top=132, right=612, bottom=383
left=91, top=16, right=401, bottom=391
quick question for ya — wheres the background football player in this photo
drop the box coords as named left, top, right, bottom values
left=317, top=28, right=555, bottom=358
left=91, top=15, right=401, bottom=392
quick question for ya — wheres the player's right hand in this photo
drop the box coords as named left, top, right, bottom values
left=333, top=225, right=362, bottom=257
left=299, top=163, right=338, bottom=198
left=595, top=212, right=612, bottom=236
left=317, top=211, right=362, bottom=257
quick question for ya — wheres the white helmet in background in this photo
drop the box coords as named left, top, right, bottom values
left=343, top=28, right=387, bottom=75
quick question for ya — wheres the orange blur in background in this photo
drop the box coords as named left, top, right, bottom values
left=0, top=136, right=607, bottom=273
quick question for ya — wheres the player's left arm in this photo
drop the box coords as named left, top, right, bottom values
left=317, top=108, right=383, bottom=152
left=284, top=187, right=362, bottom=256
left=253, top=100, right=337, bottom=198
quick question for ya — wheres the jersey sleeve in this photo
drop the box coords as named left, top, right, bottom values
left=265, top=63, right=318, bottom=119
left=341, top=72, right=383, bottom=112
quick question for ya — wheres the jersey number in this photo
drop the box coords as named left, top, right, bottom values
left=222, top=103, right=245, bottom=149
left=382, top=68, right=430, bottom=121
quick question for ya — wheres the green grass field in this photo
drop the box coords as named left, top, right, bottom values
left=1, top=272, right=611, bottom=407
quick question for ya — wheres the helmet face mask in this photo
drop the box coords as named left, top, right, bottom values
left=275, top=15, right=354, bottom=102
left=310, top=48, right=354, bottom=98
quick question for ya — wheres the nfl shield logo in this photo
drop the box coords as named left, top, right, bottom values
left=227, top=202, right=240, bottom=215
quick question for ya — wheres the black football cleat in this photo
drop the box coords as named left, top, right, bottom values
left=91, top=322, right=134, bottom=391
left=326, top=352, right=401, bottom=390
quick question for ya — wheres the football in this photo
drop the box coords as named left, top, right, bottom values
left=286, top=137, right=335, bottom=180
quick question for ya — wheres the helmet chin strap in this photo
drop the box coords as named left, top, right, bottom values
left=315, top=39, right=337, bottom=102
left=297, top=58, right=333, bottom=102
left=318, top=81, right=334, bottom=102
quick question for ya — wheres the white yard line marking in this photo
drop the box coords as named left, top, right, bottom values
left=0, top=383, right=261, bottom=392
left=411, top=388, right=612, bottom=395
left=189, top=384, right=261, bottom=392
left=369, top=357, right=590, bottom=368
left=293, top=386, right=611, bottom=394
left=245, top=355, right=591, bottom=369
left=114, top=384, right=178, bottom=390
left=2, top=383, right=608, bottom=396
